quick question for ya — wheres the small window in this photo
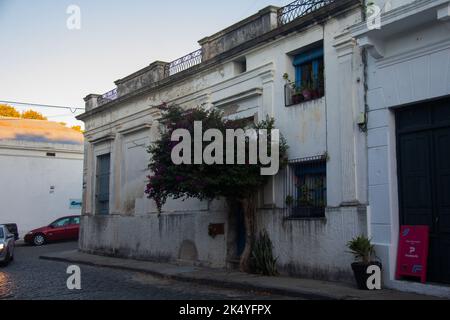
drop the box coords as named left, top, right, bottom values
left=96, top=153, right=111, bottom=215
left=285, top=46, right=324, bottom=106
left=284, top=156, right=327, bottom=218
left=0, top=227, right=4, bottom=239
left=233, top=57, right=247, bottom=75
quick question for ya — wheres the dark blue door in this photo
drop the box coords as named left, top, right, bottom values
left=397, top=99, right=450, bottom=284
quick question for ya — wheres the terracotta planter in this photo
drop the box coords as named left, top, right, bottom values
left=292, top=94, right=304, bottom=105
left=302, top=89, right=312, bottom=101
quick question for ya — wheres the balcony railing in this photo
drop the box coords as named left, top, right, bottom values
left=164, top=48, right=203, bottom=77
left=98, top=50, right=203, bottom=107
left=284, top=83, right=324, bottom=107
left=277, top=0, right=335, bottom=26
left=96, top=0, right=337, bottom=107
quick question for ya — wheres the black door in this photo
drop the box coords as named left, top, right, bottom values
left=396, top=98, right=450, bottom=284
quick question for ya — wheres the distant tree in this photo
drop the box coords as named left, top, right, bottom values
left=71, top=125, right=84, bottom=133
left=0, top=104, right=20, bottom=118
left=21, top=109, right=48, bottom=120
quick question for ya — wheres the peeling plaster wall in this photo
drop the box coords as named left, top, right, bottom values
left=79, top=7, right=367, bottom=281
left=79, top=205, right=228, bottom=268
left=256, top=207, right=367, bottom=282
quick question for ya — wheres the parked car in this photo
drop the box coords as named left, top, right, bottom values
left=0, top=224, right=15, bottom=266
left=4, top=223, right=19, bottom=241
left=24, top=216, right=81, bottom=246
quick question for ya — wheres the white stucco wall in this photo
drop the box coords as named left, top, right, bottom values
left=0, top=142, right=83, bottom=236
left=355, top=0, right=450, bottom=296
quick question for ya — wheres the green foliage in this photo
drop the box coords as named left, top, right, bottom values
left=252, top=230, right=278, bottom=276
left=347, top=235, right=376, bottom=265
left=145, top=104, right=288, bottom=213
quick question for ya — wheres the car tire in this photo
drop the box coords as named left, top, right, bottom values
left=1, top=250, right=11, bottom=266
left=33, top=234, right=46, bottom=246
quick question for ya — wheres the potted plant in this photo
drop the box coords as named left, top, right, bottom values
left=347, top=235, right=382, bottom=290
left=292, top=86, right=304, bottom=104
left=301, top=81, right=314, bottom=101
left=284, top=73, right=307, bottom=105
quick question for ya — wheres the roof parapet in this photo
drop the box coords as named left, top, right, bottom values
left=83, top=0, right=348, bottom=113
left=198, top=5, right=279, bottom=61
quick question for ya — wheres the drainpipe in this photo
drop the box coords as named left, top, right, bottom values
left=360, top=0, right=371, bottom=237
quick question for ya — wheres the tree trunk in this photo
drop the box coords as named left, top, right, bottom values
left=239, top=194, right=257, bottom=273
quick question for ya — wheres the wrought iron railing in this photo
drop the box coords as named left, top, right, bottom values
left=283, top=156, right=327, bottom=219
left=97, top=49, right=204, bottom=107
left=284, top=82, right=325, bottom=107
left=164, top=48, right=203, bottom=77
left=277, top=0, right=335, bottom=26
left=96, top=0, right=336, bottom=107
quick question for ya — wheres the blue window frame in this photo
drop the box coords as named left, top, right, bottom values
left=293, top=47, right=324, bottom=92
left=289, top=159, right=327, bottom=218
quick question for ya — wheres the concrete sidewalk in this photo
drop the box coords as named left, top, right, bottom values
left=40, top=249, right=439, bottom=300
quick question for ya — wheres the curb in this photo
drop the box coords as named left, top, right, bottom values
left=14, top=241, right=28, bottom=247
left=39, top=254, right=338, bottom=300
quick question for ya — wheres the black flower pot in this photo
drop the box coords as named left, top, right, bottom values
left=351, top=261, right=382, bottom=290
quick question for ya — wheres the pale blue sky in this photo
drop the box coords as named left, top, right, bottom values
left=0, top=0, right=289, bottom=127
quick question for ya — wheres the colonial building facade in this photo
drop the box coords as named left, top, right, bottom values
left=352, top=0, right=450, bottom=297
left=78, top=0, right=367, bottom=283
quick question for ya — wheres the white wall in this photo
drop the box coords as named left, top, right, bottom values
left=361, top=1, right=450, bottom=295
left=0, top=143, right=83, bottom=236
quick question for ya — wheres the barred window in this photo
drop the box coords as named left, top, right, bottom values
left=284, top=156, right=327, bottom=218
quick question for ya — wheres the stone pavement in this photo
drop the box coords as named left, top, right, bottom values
left=3, top=242, right=290, bottom=300
left=40, top=249, right=441, bottom=300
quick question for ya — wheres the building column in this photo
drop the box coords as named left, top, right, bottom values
left=333, top=34, right=367, bottom=206
left=261, top=70, right=276, bottom=206
left=112, top=133, right=123, bottom=214
left=84, top=141, right=95, bottom=215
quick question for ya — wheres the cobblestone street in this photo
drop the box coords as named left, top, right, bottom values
left=0, top=242, right=293, bottom=300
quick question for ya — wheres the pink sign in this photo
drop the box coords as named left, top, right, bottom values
left=396, top=225, right=430, bottom=283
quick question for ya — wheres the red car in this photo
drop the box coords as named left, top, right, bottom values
left=24, top=216, right=80, bottom=246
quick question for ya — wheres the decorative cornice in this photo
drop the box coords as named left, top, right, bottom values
left=118, top=123, right=153, bottom=136
left=212, top=88, right=263, bottom=108
left=351, top=0, right=449, bottom=37
left=333, top=32, right=357, bottom=58
left=87, top=133, right=115, bottom=145
left=357, top=35, right=384, bottom=59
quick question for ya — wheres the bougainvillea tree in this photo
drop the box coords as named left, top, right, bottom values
left=145, top=104, right=287, bottom=272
